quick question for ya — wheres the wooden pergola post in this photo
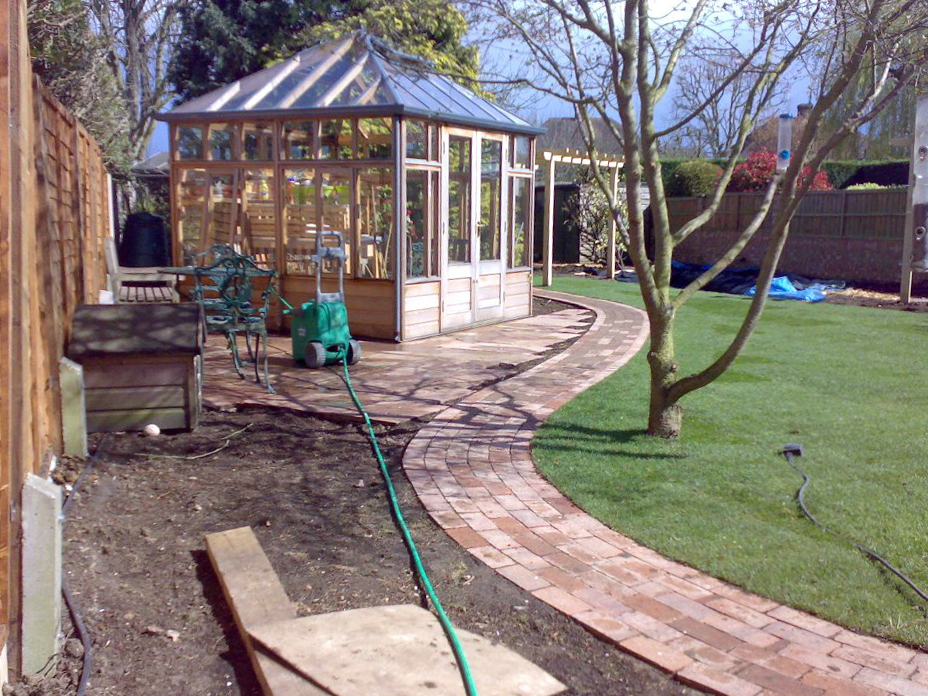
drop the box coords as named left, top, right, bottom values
left=542, top=157, right=556, bottom=286
left=539, top=149, right=623, bottom=287
left=608, top=164, right=620, bottom=280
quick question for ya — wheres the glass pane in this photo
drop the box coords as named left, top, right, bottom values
left=241, top=169, right=276, bottom=268
left=177, top=126, right=203, bottom=160
left=406, top=169, right=439, bottom=278
left=208, top=124, right=236, bottom=160
left=320, top=168, right=352, bottom=274
left=358, top=118, right=392, bottom=159
left=513, top=136, right=530, bottom=168
left=358, top=167, right=394, bottom=279
left=177, top=169, right=206, bottom=263
left=206, top=173, right=236, bottom=247
left=320, top=119, right=353, bottom=160
left=331, top=58, right=382, bottom=107
left=479, top=140, right=502, bottom=261
left=510, top=177, right=531, bottom=268
left=448, top=136, right=471, bottom=264
left=282, top=121, right=315, bottom=160
left=283, top=168, right=317, bottom=275
left=406, top=120, right=427, bottom=160
left=243, top=123, right=274, bottom=161
left=430, top=126, right=440, bottom=161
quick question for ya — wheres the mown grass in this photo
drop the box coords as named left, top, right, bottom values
left=533, top=276, right=928, bottom=647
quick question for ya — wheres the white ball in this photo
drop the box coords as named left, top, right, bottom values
left=143, top=423, right=161, bottom=437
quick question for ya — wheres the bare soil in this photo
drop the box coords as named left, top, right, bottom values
left=17, top=297, right=699, bottom=696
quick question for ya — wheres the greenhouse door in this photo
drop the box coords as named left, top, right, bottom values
left=442, top=130, right=476, bottom=329
left=441, top=129, right=506, bottom=329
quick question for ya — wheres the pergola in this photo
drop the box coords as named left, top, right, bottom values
left=158, top=33, right=542, bottom=340
left=538, top=148, right=623, bottom=285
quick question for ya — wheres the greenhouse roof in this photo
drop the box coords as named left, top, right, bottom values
left=161, top=33, right=542, bottom=135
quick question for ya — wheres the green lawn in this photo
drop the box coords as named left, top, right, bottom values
left=534, top=276, right=928, bottom=647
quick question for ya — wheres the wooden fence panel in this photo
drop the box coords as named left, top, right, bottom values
left=669, top=189, right=910, bottom=284
left=0, top=0, right=112, bottom=669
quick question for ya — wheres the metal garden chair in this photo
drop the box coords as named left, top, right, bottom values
left=193, top=248, right=279, bottom=393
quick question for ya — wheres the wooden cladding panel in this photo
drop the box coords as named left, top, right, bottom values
left=402, top=280, right=440, bottom=340
left=504, top=272, right=531, bottom=319
left=1, top=60, right=112, bottom=651
left=279, top=277, right=396, bottom=340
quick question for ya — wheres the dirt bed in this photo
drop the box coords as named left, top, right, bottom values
left=20, top=296, right=697, bottom=696
left=36, top=411, right=696, bottom=696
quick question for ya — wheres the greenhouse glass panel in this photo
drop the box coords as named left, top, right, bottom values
left=479, top=140, right=502, bottom=261
left=243, top=123, right=274, bottom=160
left=358, top=167, right=394, bottom=279
left=448, top=136, right=472, bottom=264
left=283, top=168, right=318, bottom=275
left=177, top=169, right=206, bottom=263
left=177, top=126, right=204, bottom=160
left=282, top=121, right=316, bottom=160
left=357, top=118, right=392, bottom=159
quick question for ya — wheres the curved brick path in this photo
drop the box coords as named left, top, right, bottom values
left=403, top=290, right=928, bottom=696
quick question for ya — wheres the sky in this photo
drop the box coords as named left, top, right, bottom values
left=147, top=0, right=804, bottom=158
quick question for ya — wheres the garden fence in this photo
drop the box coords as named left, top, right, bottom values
left=668, top=189, right=908, bottom=283
left=1, top=0, right=111, bottom=668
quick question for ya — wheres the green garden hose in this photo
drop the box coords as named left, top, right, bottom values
left=340, top=356, right=479, bottom=696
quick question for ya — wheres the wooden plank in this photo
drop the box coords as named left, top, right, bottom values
left=404, top=307, right=440, bottom=326
left=82, top=361, right=188, bottom=389
left=0, top=0, right=14, bottom=632
left=403, top=279, right=440, bottom=298
left=206, top=527, right=328, bottom=696
left=87, top=407, right=189, bottom=433
left=403, top=291, right=440, bottom=313
left=85, top=385, right=186, bottom=411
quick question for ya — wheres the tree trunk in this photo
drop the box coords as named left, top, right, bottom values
left=645, top=309, right=682, bottom=439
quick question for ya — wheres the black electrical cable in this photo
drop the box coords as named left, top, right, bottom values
left=781, top=445, right=928, bottom=606
left=60, top=434, right=106, bottom=696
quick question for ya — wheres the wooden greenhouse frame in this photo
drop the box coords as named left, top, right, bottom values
left=158, top=33, right=543, bottom=340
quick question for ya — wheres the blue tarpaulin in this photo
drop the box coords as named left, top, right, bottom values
left=667, top=260, right=837, bottom=302
left=744, top=276, right=828, bottom=303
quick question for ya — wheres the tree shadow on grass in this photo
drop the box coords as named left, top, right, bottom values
left=537, top=423, right=685, bottom=461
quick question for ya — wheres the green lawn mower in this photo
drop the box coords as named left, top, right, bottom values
left=286, top=233, right=361, bottom=368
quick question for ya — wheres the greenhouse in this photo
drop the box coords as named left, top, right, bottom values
left=159, top=32, right=542, bottom=340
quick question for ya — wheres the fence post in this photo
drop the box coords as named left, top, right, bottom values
left=901, top=96, right=928, bottom=303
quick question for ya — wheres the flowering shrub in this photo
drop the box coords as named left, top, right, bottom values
left=727, top=149, right=832, bottom=192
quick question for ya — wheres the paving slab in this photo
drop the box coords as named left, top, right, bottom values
left=249, top=605, right=566, bottom=696
left=404, top=289, right=928, bottom=696
left=201, top=308, right=593, bottom=424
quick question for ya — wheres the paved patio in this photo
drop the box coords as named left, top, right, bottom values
left=201, top=305, right=593, bottom=423
left=402, top=290, right=928, bottom=696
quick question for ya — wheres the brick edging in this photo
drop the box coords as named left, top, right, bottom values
left=403, top=290, right=927, bottom=696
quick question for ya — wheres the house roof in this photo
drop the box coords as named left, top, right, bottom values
left=160, top=33, right=543, bottom=135
left=132, top=151, right=170, bottom=177
left=537, top=117, right=622, bottom=156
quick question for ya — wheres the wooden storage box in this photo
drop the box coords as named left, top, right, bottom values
left=68, top=303, right=202, bottom=432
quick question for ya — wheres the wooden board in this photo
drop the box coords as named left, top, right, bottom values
left=86, top=407, right=188, bottom=433
left=85, top=385, right=186, bottom=411
left=249, top=605, right=567, bottom=696
left=206, top=527, right=328, bottom=696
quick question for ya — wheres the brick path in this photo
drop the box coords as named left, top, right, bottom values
left=403, top=290, right=928, bottom=696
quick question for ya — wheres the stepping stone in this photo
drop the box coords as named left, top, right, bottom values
left=249, top=604, right=566, bottom=696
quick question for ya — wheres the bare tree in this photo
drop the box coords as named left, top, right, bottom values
left=672, top=47, right=788, bottom=157
left=472, top=0, right=928, bottom=438
left=87, top=0, right=185, bottom=162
